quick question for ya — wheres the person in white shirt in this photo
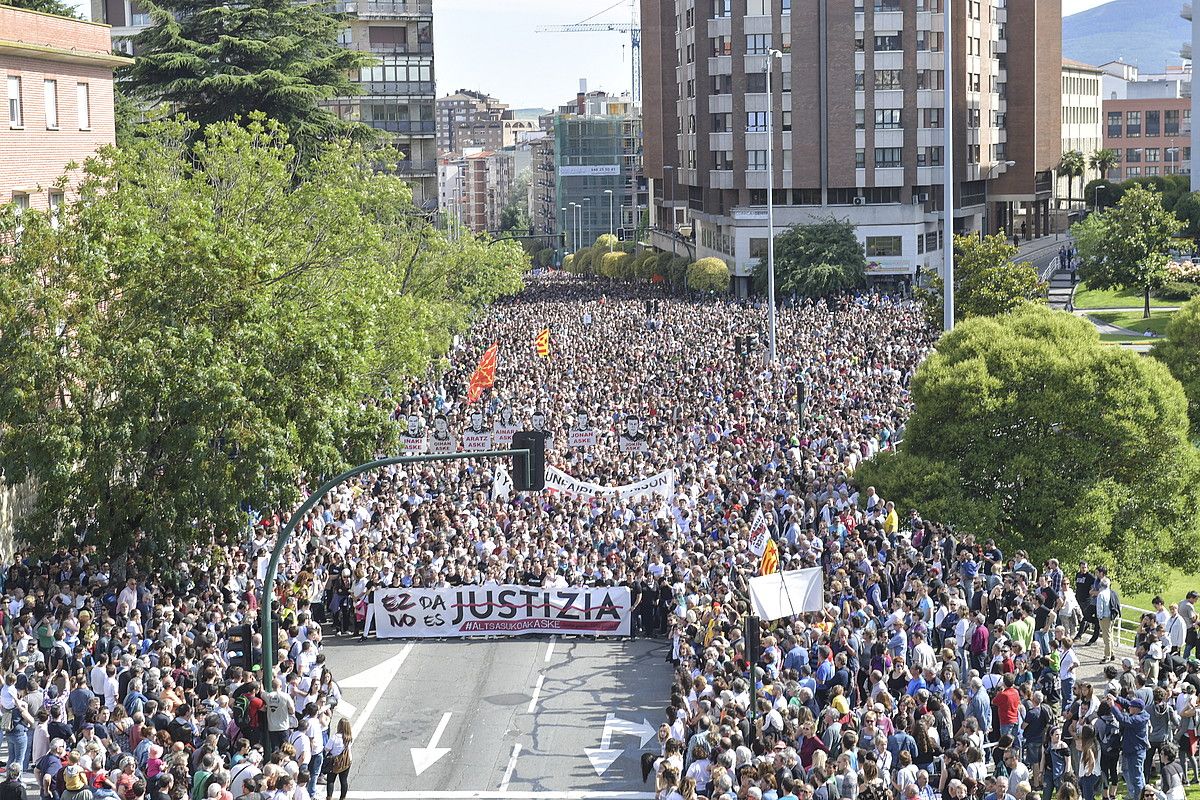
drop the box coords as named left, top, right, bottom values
left=1165, top=604, right=1187, bottom=654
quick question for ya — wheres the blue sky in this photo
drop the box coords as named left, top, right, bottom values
left=79, top=0, right=1114, bottom=109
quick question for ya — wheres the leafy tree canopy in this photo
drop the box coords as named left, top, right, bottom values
left=855, top=306, right=1200, bottom=592
left=687, top=257, right=731, bottom=293
left=1153, top=297, right=1200, bottom=440
left=1073, top=184, right=1183, bottom=318
left=0, top=116, right=526, bottom=555
left=122, top=0, right=373, bottom=153
left=922, top=233, right=1046, bottom=326
left=752, top=218, right=867, bottom=298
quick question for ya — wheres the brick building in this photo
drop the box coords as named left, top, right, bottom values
left=1102, top=97, right=1191, bottom=182
left=1, top=6, right=124, bottom=211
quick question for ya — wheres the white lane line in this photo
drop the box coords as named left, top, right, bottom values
left=526, top=674, right=545, bottom=713
left=543, top=636, right=556, bottom=663
left=345, top=793, right=655, bottom=799
left=499, top=743, right=522, bottom=791
left=351, top=643, right=415, bottom=739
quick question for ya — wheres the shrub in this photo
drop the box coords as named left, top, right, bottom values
left=593, top=233, right=618, bottom=251
left=562, top=253, right=576, bottom=273
left=575, top=247, right=596, bottom=274
left=1156, top=281, right=1200, bottom=301
left=598, top=250, right=626, bottom=278
left=687, top=257, right=732, bottom=293
left=634, top=251, right=658, bottom=280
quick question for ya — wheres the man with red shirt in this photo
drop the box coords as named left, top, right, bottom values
left=994, top=673, right=1022, bottom=745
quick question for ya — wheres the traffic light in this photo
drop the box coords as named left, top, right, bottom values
left=511, top=431, right=547, bottom=491
left=744, top=615, right=761, bottom=669
left=734, top=335, right=745, bottom=356
left=227, top=624, right=252, bottom=670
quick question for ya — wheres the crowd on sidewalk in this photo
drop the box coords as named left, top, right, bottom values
left=0, top=275, right=1190, bottom=800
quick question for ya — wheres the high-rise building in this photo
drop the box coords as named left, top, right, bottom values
left=1184, top=2, right=1199, bottom=189
left=89, top=0, right=439, bottom=206
left=1, top=6, right=124, bottom=210
left=641, top=0, right=1062, bottom=294
left=438, top=147, right=514, bottom=234
left=552, top=84, right=647, bottom=251
left=529, top=135, right=558, bottom=243
left=436, top=90, right=506, bottom=153
left=1059, top=59, right=1103, bottom=210
left=330, top=1, right=437, bottom=207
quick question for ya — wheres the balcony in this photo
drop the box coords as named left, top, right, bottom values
left=334, top=0, right=432, bottom=17
left=358, top=80, right=435, bottom=97
left=394, top=158, right=437, bottom=175
left=365, top=119, right=435, bottom=135
left=359, top=41, right=434, bottom=56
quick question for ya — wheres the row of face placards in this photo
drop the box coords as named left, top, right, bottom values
left=398, top=409, right=649, bottom=455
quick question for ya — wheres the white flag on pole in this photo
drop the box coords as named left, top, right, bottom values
left=749, top=568, right=825, bottom=622
left=747, top=509, right=770, bottom=557
left=492, top=465, right=513, bottom=501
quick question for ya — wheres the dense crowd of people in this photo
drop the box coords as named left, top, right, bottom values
left=0, top=275, right=1193, bottom=800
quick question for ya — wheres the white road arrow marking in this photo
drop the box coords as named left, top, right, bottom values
left=411, top=712, right=453, bottom=776
left=339, top=644, right=414, bottom=738
left=583, top=714, right=657, bottom=776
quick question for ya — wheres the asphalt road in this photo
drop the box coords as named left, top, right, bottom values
left=321, top=636, right=672, bottom=799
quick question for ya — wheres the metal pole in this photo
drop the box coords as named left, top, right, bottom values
left=259, top=449, right=531, bottom=695
left=766, top=50, right=782, bottom=362
left=942, top=2, right=955, bottom=332
left=605, top=189, right=614, bottom=249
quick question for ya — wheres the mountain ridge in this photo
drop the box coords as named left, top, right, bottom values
left=1063, top=0, right=1189, bottom=72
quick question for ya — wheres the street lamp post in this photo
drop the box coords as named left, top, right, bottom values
left=560, top=206, right=568, bottom=260
left=942, top=1, right=955, bottom=332
left=765, top=48, right=783, bottom=363
left=663, top=165, right=676, bottom=257
left=1093, top=184, right=1105, bottom=214
left=568, top=202, right=577, bottom=253
left=604, top=189, right=614, bottom=250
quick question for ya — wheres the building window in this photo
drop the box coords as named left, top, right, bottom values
left=1166, top=147, right=1181, bottom=163
left=746, top=73, right=767, bottom=93
left=917, top=69, right=943, bottom=90
left=866, top=236, right=902, bottom=256
left=1146, top=110, right=1160, bottom=137
left=855, top=148, right=865, bottom=169
left=921, top=108, right=942, bottom=128
left=781, top=0, right=790, bottom=12
left=8, top=76, right=21, bottom=128
left=855, top=109, right=865, bottom=129
left=746, top=150, right=767, bottom=170
left=874, top=34, right=902, bottom=52
left=1127, top=166, right=1142, bottom=177
left=77, top=83, right=90, bottom=130
left=48, top=190, right=63, bottom=228
left=874, top=0, right=901, bottom=8
left=874, top=147, right=902, bottom=167
left=1125, top=110, right=1140, bottom=138
left=855, top=71, right=865, bottom=90
left=713, top=0, right=731, bottom=16
left=874, top=109, right=902, bottom=129
left=746, top=0, right=769, bottom=13
left=746, top=111, right=767, bottom=132
left=1107, top=111, right=1122, bottom=138
left=874, top=69, right=903, bottom=89
left=745, top=34, right=771, bottom=54
left=711, top=112, right=731, bottom=132
left=781, top=110, right=791, bottom=132
left=43, top=79, right=57, bottom=129
left=1126, top=148, right=1142, bottom=163
left=1165, top=110, right=1180, bottom=135
left=1145, top=148, right=1160, bottom=163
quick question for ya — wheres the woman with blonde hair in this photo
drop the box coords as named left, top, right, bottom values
left=323, top=718, right=353, bottom=800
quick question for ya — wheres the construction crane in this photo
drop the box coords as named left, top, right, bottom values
left=535, top=0, right=642, bottom=103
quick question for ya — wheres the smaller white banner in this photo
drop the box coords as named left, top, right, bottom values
left=747, top=509, right=769, bottom=557
left=568, top=429, right=597, bottom=448
left=462, top=430, right=492, bottom=451
left=559, top=165, right=620, bottom=176
left=544, top=466, right=674, bottom=503
left=749, top=568, right=825, bottom=622
left=402, top=436, right=426, bottom=455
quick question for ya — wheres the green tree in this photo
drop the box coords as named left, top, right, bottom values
left=0, top=0, right=79, bottom=17
left=753, top=218, right=867, bottom=298
left=1073, top=184, right=1183, bottom=318
left=499, top=169, right=531, bottom=234
left=0, top=117, right=525, bottom=554
left=1153, top=296, right=1200, bottom=439
left=122, top=0, right=373, bottom=153
left=923, top=233, right=1046, bottom=325
left=1057, top=149, right=1085, bottom=209
left=855, top=306, right=1200, bottom=592
left=1089, top=148, right=1119, bottom=181
left=1173, top=192, right=1200, bottom=240
left=687, top=257, right=731, bottom=293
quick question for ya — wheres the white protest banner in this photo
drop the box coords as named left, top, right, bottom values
left=401, top=435, right=426, bottom=455
left=493, top=424, right=518, bottom=448
left=748, top=568, right=825, bottom=622
left=544, top=466, right=674, bottom=503
left=428, top=432, right=456, bottom=454
left=462, top=430, right=492, bottom=451
left=372, top=585, right=631, bottom=638
left=568, top=429, right=597, bottom=448
left=747, top=509, right=770, bottom=557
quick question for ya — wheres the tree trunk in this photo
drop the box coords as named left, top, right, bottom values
left=1144, top=285, right=1152, bottom=319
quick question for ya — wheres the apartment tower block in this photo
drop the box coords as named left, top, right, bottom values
left=641, top=0, right=1061, bottom=294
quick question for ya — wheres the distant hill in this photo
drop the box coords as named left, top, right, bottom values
left=1063, top=0, right=1190, bottom=72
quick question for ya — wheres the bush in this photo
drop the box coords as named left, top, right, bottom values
left=562, top=253, right=576, bottom=273
left=656, top=252, right=675, bottom=272
left=687, top=257, right=732, bottom=293
left=634, top=251, right=658, bottom=280
left=598, top=250, right=626, bottom=278
left=575, top=247, right=596, bottom=274
left=1156, top=281, right=1200, bottom=301
left=668, top=256, right=692, bottom=287
left=536, top=248, right=555, bottom=268
left=593, top=234, right=618, bottom=251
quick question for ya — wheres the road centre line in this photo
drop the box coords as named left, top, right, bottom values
left=499, top=743, right=522, bottom=791
left=544, top=636, right=556, bottom=662
left=527, top=674, right=545, bottom=713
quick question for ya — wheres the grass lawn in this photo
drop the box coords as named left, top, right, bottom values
left=1097, top=333, right=1141, bottom=345
left=1072, top=283, right=1177, bottom=309
left=1091, top=309, right=1176, bottom=336
left=1119, top=568, right=1200, bottom=613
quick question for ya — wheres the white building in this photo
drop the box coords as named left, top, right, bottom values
left=1059, top=59, right=1104, bottom=211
